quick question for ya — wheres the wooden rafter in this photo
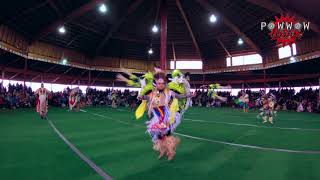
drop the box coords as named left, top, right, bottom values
left=47, top=0, right=63, bottom=17
left=66, top=35, right=80, bottom=47
left=71, top=22, right=104, bottom=36
left=31, top=64, right=58, bottom=81
left=217, top=38, right=231, bottom=57
left=95, top=0, right=145, bottom=56
left=51, top=67, right=73, bottom=83
left=195, top=0, right=261, bottom=53
left=9, top=73, right=21, bottom=80
left=91, top=71, right=103, bottom=85
left=71, top=69, right=88, bottom=84
left=175, top=0, right=203, bottom=59
left=33, top=0, right=105, bottom=42
left=5, top=57, right=21, bottom=66
left=6, top=1, right=48, bottom=24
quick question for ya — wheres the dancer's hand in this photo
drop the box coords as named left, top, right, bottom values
left=185, top=92, right=196, bottom=98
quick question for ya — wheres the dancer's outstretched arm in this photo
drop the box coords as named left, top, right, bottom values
left=174, top=92, right=196, bottom=99
left=138, top=95, right=149, bottom=101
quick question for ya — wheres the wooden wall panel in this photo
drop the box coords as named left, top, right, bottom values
left=29, top=42, right=61, bottom=59
left=204, top=56, right=226, bottom=69
left=64, top=49, right=86, bottom=64
left=147, top=61, right=159, bottom=71
left=28, top=42, right=89, bottom=65
left=263, top=48, right=278, bottom=64
left=92, top=56, right=120, bottom=68
left=296, top=37, right=320, bottom=55
left=91, top=57, right=159, bottom=71
left=120, top=59, right=147, bottom=70
left=0, top=25, right=28, bottom=52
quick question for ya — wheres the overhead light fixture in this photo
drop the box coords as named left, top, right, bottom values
left=58, top=26, right=66, bottom=34
left=61, top=58, right=68, bottom=65
left=99, top=4, right=107, bottom=13
left=152, top=25, right=159, bottom=33
left=237, top=38, right=244, bottom=45
left=148, top=48, right=153, bottom=55
left=209, top=14, right=217, bottom=23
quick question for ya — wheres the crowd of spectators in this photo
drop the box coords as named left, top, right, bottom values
left=0, top=82, right=319, bottom=113
left=193, top=88, right=320, bottom=113
left=0, top=83, right=35, bottom=109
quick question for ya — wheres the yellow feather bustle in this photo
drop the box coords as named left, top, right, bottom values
left=169, top=98, right=179, bottom=124
left=135, top=100, right=147, bottom=120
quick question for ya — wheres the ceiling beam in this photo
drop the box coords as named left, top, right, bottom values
left=195, top=0, right=261, bottom=53
left=9, top=73, right=21, bottom=80
left=66, top=35, right=80, bottom=47
left=5, top=1, right=48, bottom=24
left=33, top=0, right=105, bottom=42
left=176, top=0, right=203, bottom=60
left=217, top=38, right=231, bottom=57
left=47, top=0, right=63, bottom=17
left=95, top=0, right=145, bottom=56
left=5, top=57, right=21, bottom=66
left=91, top=71, right=104, bottom=85
left=51, top=67, right=73, bottom=83
left=247, top=0, right=282, bottom=15
left=31, top=64, right=58, bottom=81
left=110, top=32, right=235, bottom=44
left=71, top=22, right=104, bottom=36
left=71, top=69, right=88, bottom=84
left=247, top=0, right=320, bottom=33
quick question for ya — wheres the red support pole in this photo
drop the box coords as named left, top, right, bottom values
left=160, top=0, right=167, bottom=70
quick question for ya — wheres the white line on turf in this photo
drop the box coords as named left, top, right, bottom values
left=99, top=108, right=319, bottom=123
left=87, top=108, right=320, bottom=132
left=81, top=109, right=320, bottom=155
left=47, top=118, right=112, bottom=180
left=189, top=113, right=320, bottom=122
left=174, top=132, right=320, bottom=154
left=183, top=118, right=320, bottom=132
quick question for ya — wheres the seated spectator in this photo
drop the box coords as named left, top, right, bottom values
left=297, top=102, right=304, bottom=112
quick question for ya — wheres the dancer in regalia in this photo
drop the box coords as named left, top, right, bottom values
left=237, top=91, right=249, bottom=112
left=205, top=83, right=230, bottom=102
left=117, top=68, right=194, bottom=160
left=129, top=91, right=137, bottom=111
left=167, top=69, right=192, bottom=126
left=69, top=87, right=80, bottom=111
left=257, top=93, right=277, bottom=124
left=111, top=90, right=118, bottom=109
left=35, top=83, right=50, bottom=119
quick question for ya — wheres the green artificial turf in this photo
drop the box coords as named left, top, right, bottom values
left=1, top=107, right=320, bottom=180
